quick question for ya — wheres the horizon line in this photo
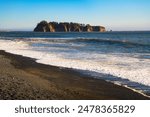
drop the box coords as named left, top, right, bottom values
left=0, top=29, right=150, bottom=32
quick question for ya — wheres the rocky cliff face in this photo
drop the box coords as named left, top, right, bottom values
left=34, top=21, right=106, bottom=32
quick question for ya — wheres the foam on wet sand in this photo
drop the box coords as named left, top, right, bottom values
left=0, top=50, right=149, bottom=99
left=0, top=39, right=150, bottom=96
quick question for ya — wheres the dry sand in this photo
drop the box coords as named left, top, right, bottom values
left=0, top=50, right=149, bottom=100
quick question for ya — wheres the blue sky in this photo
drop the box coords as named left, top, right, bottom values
left=0, top=0, right=150, bottom=31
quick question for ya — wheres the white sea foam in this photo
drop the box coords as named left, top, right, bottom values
left=0, top=39, right=150, bottom=91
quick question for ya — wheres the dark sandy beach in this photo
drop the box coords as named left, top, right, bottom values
left=0, top=50, right=149, bottom=100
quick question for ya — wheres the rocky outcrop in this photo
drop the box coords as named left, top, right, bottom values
left=92, top=26, right=106, bottom=32
left=34, top=21, right=50, bottom=32
left=34, top=21, right=106, bottom=32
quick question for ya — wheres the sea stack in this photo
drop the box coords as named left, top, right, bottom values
left=34, top=21, right=106, bottom=32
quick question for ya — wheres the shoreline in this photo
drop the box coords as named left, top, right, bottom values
left=0, top=50, right=149, bottom=100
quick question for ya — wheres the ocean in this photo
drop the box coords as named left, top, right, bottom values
left=0, top=31, right=150, bottom=96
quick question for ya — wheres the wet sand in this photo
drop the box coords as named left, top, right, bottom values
left=0, top=50, right=149, bottom=100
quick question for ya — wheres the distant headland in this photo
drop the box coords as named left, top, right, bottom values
left=34, top=20, right=106, bottom=32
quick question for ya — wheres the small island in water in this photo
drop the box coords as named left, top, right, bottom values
left=34, top=20, right=106, bottom=32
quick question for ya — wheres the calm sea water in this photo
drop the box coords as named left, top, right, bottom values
left=0, top=31, right=150, bottom=96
